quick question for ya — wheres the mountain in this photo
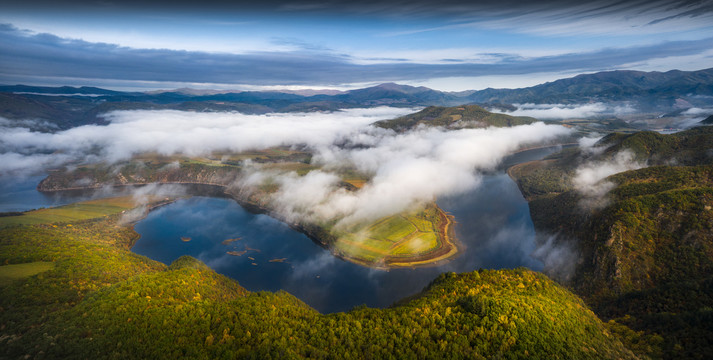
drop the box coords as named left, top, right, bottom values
left=2, top=67, right=712, bottom=130
left=0, top=84, right=134, bottom=96
left=466, top=68, right=713, bottom=111
left=329, top=82, right=460, bottom=106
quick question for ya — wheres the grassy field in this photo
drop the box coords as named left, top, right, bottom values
left=0, top=197, right=138, bottom=228
left=0, top=261, right=55, bottom=286
left=332, top=204, right=453, bottom=265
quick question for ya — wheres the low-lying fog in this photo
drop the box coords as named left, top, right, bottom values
left=0, top=107, right=571, bottom=225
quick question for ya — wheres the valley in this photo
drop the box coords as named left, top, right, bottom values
left=2, top=71, right=713, bottom=358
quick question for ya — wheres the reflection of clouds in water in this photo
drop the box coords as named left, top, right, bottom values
left=290, top=251, right=338, bottom=280
left=204, top=252, right=240, bottom=273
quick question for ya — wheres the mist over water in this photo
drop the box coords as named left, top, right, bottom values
left=132, top=147, right=557, bottom=313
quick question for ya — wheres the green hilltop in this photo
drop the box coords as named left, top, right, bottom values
left=373, top=105, right=536, bottom=132
left=0, top=206, right=638, bottom=359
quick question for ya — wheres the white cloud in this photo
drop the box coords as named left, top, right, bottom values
left=682, top=107, right=712, bottom=116
left=578, top=135, right=606, bottom=155
left=573, top=150, right=646, bottom=208
left=502, top=103, right=637, bottom=120
left=264, top=122, right=571, bottom=226
left=0, top=107, right=417, bottom=175
left=532, top=234, right=577, bottom=283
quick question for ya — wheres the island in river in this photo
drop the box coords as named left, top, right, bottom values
left=37, top=149, right=458, bottom=269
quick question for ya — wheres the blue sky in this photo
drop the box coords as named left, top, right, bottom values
left=1, top=0, right=713, bottom=91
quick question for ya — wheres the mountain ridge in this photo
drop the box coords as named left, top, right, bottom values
left=2, top=67, right=712, bottom=130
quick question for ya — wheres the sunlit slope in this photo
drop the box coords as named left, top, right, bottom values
left=373, top=104, right=536, bottom=132
left=330, top=203, right=457, bottom=268
left=0, top=196, right=138, bottom=228
left=510, top=126, right=713, bottom=358
left=1, top=211, right=636, bottom=359
left=37, top=150, right=457, bottom=268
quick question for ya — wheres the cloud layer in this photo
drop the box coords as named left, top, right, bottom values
left=263, top=122, right=571, bottom=225
left=503, top=103, right=637, bottom=119
left=1, top=107, right=570, bottom=225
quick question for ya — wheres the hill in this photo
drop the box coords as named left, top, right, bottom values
left=373, top=105, right=536, bottom=132
left=329, top=82, right=460, bottom=106
left=0, top=210, right=638, bottom=358
left=509, top=126, right=713, bottom=358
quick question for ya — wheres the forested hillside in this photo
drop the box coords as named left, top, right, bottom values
left=0, top=211, right=637, bottom=359
left=510, top=126, right=713, bottom=358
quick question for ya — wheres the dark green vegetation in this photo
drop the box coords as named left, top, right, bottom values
left=3, top=67, right=713, bottom=130
left=0, top=208, right=637, bottom=359
left=510, top=126, right=713, bottom=359
left=373, top=105, right=535, bottom=132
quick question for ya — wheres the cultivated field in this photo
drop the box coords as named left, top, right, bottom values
left=0, top=197, right=138, bottom=227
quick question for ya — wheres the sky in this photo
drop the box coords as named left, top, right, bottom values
left=1, top=0, right=713, bottom=91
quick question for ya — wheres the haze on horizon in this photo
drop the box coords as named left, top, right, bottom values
left=1, top=0, right=713, bottom=91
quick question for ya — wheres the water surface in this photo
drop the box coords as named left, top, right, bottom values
left=0, top=175, right=95, bottom=212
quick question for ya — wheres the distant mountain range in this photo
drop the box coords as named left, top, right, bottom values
left=1, top=67, right=712, bottom=130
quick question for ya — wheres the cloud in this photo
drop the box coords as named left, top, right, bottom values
left=472, top=0, right=713, bottom=37
left=1, top=23, right=712, bottom=87
left=0, top=151, right=74, bottom=175
left=573, top=150, right=646, bottom=209
left=532, top=234, right=578, bottom=283
left=0, top=107, right=416, bottom=175
left=251, top=122, right=571, bottom=226
left=578, top=135, right=606, bottom=155
left=502, top=103, right=637, bottom=119
left=118, top=183, right=189, bottom=224
left=683, top=107, right=712, bottom=116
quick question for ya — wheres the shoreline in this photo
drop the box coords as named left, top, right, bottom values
left=39, top=181, right=459, bottom=270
